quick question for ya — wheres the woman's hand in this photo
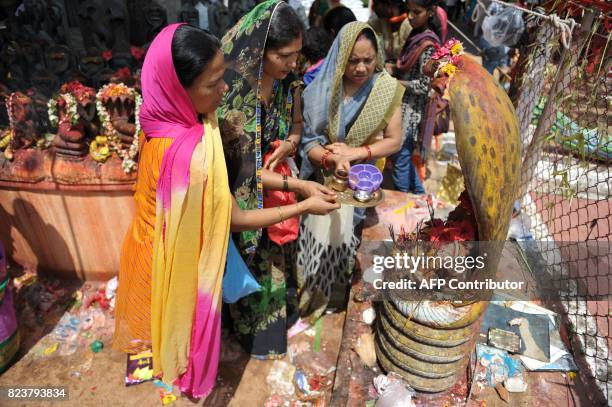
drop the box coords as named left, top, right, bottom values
left=324, top=143, right=366, bottom=162
left=330, top=155, right=352, bottom=175
left=264, top=140, right=294, bottom=171
left=302, top=194, right=340, bottom=215
left=295, top=179, right=336, bottom=199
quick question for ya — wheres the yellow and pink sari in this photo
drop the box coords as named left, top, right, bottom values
left=114, top=23, right=231, bottom=399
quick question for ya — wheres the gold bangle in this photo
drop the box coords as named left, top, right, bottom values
left=276, top=205, right=284, bottom=223
left=287, top=139, right=298, bottom=155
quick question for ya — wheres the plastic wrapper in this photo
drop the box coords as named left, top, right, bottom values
left=482, top=4, right=525, bottom=47
left=375, top=379, right=415, bottom=407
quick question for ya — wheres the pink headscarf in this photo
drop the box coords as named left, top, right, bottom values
left=139, top=23, right=203, bottom=210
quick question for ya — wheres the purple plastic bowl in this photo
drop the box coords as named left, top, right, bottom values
left=348, top=164, right=383, bottom=193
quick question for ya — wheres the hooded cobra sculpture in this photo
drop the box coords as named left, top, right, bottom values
left=375, top=40, right=521, bottom=392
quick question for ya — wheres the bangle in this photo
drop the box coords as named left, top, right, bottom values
left=363, top=145, right=372, bottom=161
left=276, top=205, right=285, bottom=223
left=287, top=139, right=298, bottom=156
left=282, top=174, right=289, bottom=192
left=321, top=151, right=332, bottom=170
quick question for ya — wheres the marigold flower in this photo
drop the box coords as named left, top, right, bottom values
left=440, top=63, right=457, bottom=75
left=450, top=42, right=464, bottom=56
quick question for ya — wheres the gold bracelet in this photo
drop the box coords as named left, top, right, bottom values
left=287, top=139, right=298, bottom=155
left=276, top=205, right=284, bottom=223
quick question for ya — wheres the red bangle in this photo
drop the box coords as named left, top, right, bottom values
left=364, top=145, right=372, bottom=161
left=321, top=150, right=332, bottom=170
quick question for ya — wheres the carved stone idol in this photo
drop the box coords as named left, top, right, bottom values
left=101, top=87, right=137, bottom=148
left=45, top=44, right=74, bottom=84
left=51, top=81, right=97, bottom=159
left=4, top=92, right=39, bottom=160
left=143, top=2, right=168, bottom=44
left=77, top=0, right=131, bottom=55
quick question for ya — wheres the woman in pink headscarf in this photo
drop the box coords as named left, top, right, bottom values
left=112, top=24, right=338, bottom=399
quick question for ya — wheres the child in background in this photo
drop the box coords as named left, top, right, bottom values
left=302, top=27, right=333, bottom=86
left=391, top=0, right=442, bottom=194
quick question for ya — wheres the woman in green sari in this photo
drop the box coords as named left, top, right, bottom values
left=218, top=0, right=338, bottom=358
left=298, top=22, right=405, bottom=322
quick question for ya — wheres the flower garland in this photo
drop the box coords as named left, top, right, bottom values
left=431, top=38, right=465, bottom=79
left=47, top=82, right=94, bottom=128
left=3, top=93, right=19, bottom=160
left=47, top=93, right=79, bottom=128
left=95, top=83, right=142, bottom=173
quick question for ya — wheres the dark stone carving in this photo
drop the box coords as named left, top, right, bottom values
left=4, top=92, right=41, bottom=159
left=51, top=82, right=97, bottom=159
left=77, top=0, right=131, bottom=55
left=143, top=1, right=168, bottom=44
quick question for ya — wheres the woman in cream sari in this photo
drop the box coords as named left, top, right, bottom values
left=298, top=22, right=404, bottom=322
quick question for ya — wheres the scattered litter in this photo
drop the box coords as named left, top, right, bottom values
left=295, top=370, right=330, bottom=398
left=304, top=328, right=316, bottom=337
left=51, top=313, right=81, bottom=356
left=288, top=342, right=310, bottom=363
left=264, top=394, right=283, bottom=407
left=266, top=360, right=296, bottom=396
left=368, top=383, right=379, bottom=398
left=373, top=373, right=415, bottom=407
left=295, top=370, right=310, bottom=395
left=494, top=382, right=510, bottom=403
left=481, top=303, right=550, bottom=362
left=43, top=342, right=58, bottom=356
left=82, top=287, right=111, bottom=310
left=354, top=286, right=375, bottom=303
left=507, top=212, right=534, bottom=241
left=90, top=339, right=104, bottom=353
left=153, top=380, right=173, bottom=392
left=504, top=300, right=577, bottom=371
left=362, top=308, right=376, bottom=325
left=476, top=344, right=523, bottom=386
left=373, top=373, right=391, bottom=395
left=504, top=375, right=528, bottom=393
left=288, top=318, right=311, bottom=338
left=159, top=390, right=176, bottom=405
left=126, top=350, right=154, bottom=386
left=13, top=272, right=37, bottom=290
left=105, top=276, right=118, bottom=300
left=488, top=328, right=521, bottom=353
left=508, top=318, right=524, bottom=326
left=353, top=332, right=377, bottom=367
left=308, top=374, right=325, bottom=393
left=313, top=319, right=322, bottom=352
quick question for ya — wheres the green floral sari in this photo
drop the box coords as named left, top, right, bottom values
left=217, top=0, right=301, bottom=358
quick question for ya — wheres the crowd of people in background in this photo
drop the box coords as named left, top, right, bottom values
left=112, top=0, right=527, bottom=399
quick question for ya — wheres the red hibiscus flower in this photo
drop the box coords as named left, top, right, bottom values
left=131, top=46, right=145, bottom=61
left=102, top=50, right=113, bottom=61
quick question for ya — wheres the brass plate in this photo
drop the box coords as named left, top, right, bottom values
left=327, top=183, right=385, bottom=208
